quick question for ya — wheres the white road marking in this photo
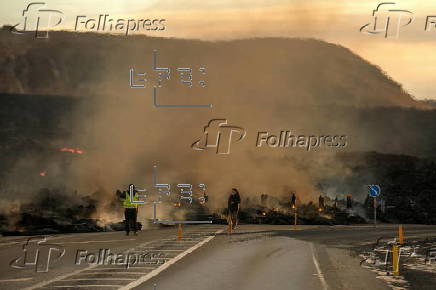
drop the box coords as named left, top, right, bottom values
left=88, top=267, right=156, bottom=270
left=62, top=278, right=136, bottom=281
left=77, top=272, right=146, bottom=275
left=310, top=243, right=328, bottom=290
left=24, top=227, right=222, bottom=290
left=50, top=285, right=120, bottom=288
left=137, top=249, right=184, bottom=252
left=23, top=264, right=99, bottom=290
left=64, top=239, right=136, bottom=244
left=0, top=277, right=33, bottom=282
left=23, top=239, right=156, bottom=290
left=119, top=229, right=224, bottom=290
left=0, top=241, right=20, bottom=247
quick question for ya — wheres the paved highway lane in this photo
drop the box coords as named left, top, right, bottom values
left=0, top=224, right=435, bottom=290
left=135, top=226, right=394, bottom=290
left=136, top=232, right=330, bottom=290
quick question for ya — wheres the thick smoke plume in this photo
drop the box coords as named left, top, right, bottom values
left=0, top=30, right=435, bottom=225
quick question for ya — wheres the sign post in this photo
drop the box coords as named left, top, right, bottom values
left=374, top=198, right=377, bottom=228
left=368, top=185, right=381, bottom=228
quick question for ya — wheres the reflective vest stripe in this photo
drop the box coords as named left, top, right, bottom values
left=123, top=193, right=138, bottom=208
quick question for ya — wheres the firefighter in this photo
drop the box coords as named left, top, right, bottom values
left=228, top=188, right=241, bottom=230
left=119, top=185, right=139, bottom=236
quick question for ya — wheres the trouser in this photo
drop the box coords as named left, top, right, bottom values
left=228, top=210, right=239, bottom=229
left=124, top=208, right=137, bottom=233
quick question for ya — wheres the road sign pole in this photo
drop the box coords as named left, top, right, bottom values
left=368, top=185, right=381, bottom=228
left=374, top=197, right=377, bottom=228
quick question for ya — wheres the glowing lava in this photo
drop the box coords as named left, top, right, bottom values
left=59, top=147, right=85, bottom=154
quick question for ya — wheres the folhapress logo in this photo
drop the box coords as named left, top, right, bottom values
left=256, top=131, right=347, bottom=151
left=192, top=119, right=246, bottom=154
left=10, top=237, right=65, bottom=272
left=10, top=2, right=64, bottom=38
left=10, top=2, right=166, bottom=38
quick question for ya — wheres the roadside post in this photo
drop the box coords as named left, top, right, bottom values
left=177, top=223, right=183, bottom=241
left=399, top=225, right=404, bottom=245
left=291, top=193, right=297, bottom=230
left=392, top=245, right=400, bottom=276
left=368, top=185, right=381, bottom=228
left=294, top=207, right=297, bottom=230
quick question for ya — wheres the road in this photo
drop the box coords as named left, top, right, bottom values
left=0, top=224, right=435, bottom=290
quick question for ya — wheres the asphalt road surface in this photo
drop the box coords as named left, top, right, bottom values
left=1, top=224, right=436, bottom=290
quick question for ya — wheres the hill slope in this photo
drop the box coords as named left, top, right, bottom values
left=0, top=29, right=424, bottom=108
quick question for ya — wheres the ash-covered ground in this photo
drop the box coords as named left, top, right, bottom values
left=357, top=236, right=436, bottom=290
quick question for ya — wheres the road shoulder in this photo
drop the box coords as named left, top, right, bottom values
left=314, top=243, right=391, bottom=290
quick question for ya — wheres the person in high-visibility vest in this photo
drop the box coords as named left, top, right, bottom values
left=119, top=188, right=139, bottom=236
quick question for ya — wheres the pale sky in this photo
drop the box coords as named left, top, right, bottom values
left=1, top=0, right=436, bottom=100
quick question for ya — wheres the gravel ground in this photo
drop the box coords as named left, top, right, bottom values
left=356, top=237, right=436, bottom=290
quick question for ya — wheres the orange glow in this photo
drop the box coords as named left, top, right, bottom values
left=39, top=171, right=47, bottom=177
left=59, top=147, right=85, bottom=154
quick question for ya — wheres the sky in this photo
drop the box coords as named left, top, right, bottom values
left=1, top=0, right=436, bottom=100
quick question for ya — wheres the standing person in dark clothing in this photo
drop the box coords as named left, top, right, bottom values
left=228, top=188, right=241, bottom=230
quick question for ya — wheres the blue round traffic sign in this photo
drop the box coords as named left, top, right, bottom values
left=368, top=185, right=381, bottom=197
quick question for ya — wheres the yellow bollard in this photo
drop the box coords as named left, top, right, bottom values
left=293, top=211, right=298, bottom=230
left=177, top=224, right=183, bottom=241
left=228, top=219, right=233, bottom=234
left=392, top=245, right=400, bottom=276
left=399, top=225, right=404, bottom=245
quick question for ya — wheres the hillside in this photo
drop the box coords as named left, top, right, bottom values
left=0, top=28, right=425, bottom=108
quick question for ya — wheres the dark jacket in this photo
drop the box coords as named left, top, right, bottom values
left=228, top=192, right=241, bottom=212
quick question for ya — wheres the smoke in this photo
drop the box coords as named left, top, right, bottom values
left=142, top=0, right=347, bottom=40
left=67, top=97, right=356, bottom=216
left=1, top=31, right=434, bottom=226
